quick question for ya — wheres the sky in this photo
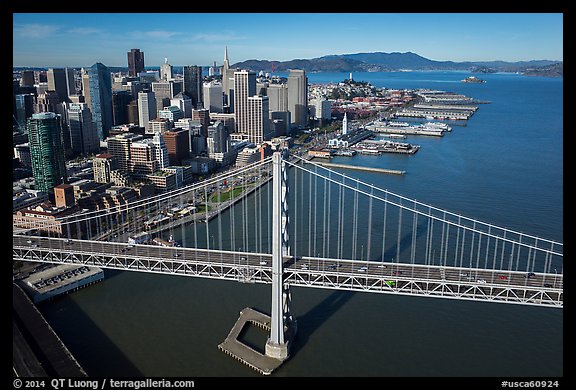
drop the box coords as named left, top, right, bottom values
left=13, top=13, right=563, bottom=68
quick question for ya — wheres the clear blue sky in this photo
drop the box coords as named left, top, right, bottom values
left=13, top=13, right=563, bottom=68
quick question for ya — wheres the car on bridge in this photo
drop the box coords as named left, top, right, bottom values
left=525, top=272, right=536, bottom=279
left=358, top=266, right=368, bottom=272
left=497, top=275, right=508, bottom=280
left=385, top=280, right=395, bottom=287
left=259, top=261, right=267, bottom=265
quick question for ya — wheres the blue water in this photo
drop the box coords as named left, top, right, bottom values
left=41, top=71, right=563, bottom=377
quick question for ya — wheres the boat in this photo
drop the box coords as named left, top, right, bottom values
left=461, top=76, right=486, bottom=83
left=423, top=122, right=452, bottom=132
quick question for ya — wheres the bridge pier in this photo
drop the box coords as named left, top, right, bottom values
left=220, top=150, right=296, bottom=374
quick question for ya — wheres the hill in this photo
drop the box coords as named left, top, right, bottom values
left=231, top=52, right=562, bottom=76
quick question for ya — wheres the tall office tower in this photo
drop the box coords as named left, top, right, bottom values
left=221, top=47, right=231, bottom=104
left=152, top=81, right=178, bottom=113
left=183, top=65, right=203, bottom=108
left=192, top=108, right=210, bottom=137
left=93, top=153, right=117, bottom=183
left=266, top=83, right=289, bottom=112
left=127, top=101, right=139, bottom=125
left=34, top=91, right=60, bottom=113
left=151, top=132, right=169, bottom=168
left=138, top=91, right=157, bottom=130
left=47, top=68, right=70, bottom=103
left=207, top=120, right=230, bottom=158
left=163, top=129, right=189, bottom=165
left=233, top=70, right=256, bottom=135
left=314, top=98, right=332, bottom=121
left=81, top=70, right=91, bottom=108
left=221, top=46, right=237, bottom=109
left=67, top=103, right=99, bottom=156
left=65, top=68, right=77, bottom=96
left=112, top=90, right=132, bottom=126
left=170, top=92, right=192, bottom=118
left=106, top=133, right=143, bottom=173
left=160, top=58, right=173, bottom=81
left=123, top=80, right=145, bottom=100
left=208, top=61, right=218, bottom=76
left=203, top=82, right=223, bottom=113
left=27, top=112, right=67, bottom=193
left=128, top=48, right=145, bottom=77
left=15, top=93, right=36, bottom=132
left=287, top=69, right=308, bottom=128
left=38, top=71, right=48, bottom=83
left=247, top=95, right=272, bottom=144
left=20, top=70, right=35, bottom=87
left=87, top=63, right=113, bottom=140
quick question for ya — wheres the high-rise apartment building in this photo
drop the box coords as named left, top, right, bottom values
left=129, top=140, right=159, bottom=179
left=151, top=132, right=169, bottom=169
left=106, top=132, right=143, bottom=173
left=287, top=69, right=308, bottom=128
left=128, top=49, right=145, bottom=77
left=27, top=112, right=67, bottom=193
left=87, top=62, right=113, bottom=140
left=93, top=153, right=116, bottom=184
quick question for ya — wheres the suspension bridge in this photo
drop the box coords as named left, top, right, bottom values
left=12, top=150, right=563, bottom=374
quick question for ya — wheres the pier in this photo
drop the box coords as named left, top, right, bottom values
left=307, top=159, right=405, bottom=175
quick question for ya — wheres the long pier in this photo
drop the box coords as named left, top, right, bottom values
left=307, top=159, right=405, bottom=175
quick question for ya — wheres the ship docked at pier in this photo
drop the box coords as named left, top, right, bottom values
left=364, top=120, right=451, bottom=137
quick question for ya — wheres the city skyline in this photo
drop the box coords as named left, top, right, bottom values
left=13, top=13, right=563, bottom=68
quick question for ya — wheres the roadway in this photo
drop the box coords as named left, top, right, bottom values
left=13, top=235, right=563, bottom=307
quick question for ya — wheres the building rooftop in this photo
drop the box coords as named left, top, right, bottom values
left=22, top=265, right=103, bottom=297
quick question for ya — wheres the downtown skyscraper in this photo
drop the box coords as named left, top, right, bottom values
left=287, top=69, right=308, bottom=128
left=67, top=103, right=99, bottom=156
left=87, top=63, right=113, bottom=140
left=127, top=48, right=145, bottom=77
left=27, top=112, right=67, bottom=193
left=183, top=65, right=203, bottom=109
left=233, top=70, right=256, bottom=137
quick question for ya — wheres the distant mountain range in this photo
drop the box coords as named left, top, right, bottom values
left=231, top=51, right=563, bottom=76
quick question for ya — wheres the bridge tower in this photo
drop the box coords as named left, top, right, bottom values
left=265, top=150, right=296, bottom=359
